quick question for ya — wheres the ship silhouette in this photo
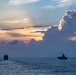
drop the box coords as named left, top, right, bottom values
left=57, top=53, right=67, bottom=60
left=4, top=55, right=8, bottom=60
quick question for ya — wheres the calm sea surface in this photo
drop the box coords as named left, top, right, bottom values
left=0, top=58, right=76, bottom=75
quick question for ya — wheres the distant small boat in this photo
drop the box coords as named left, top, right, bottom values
left=57, top=53, right=67, bottom=60
left=4, top=55, right=8, bottom=60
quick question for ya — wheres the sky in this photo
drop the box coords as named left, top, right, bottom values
left=0, top=0, right=76, bottom=57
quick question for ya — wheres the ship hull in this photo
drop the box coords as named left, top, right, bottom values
left=57, top=57, right=67, bottom=60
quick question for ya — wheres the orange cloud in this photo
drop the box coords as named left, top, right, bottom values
left=69, top=36, right=76, bottom=41
left=0, top=26, right=51, bottom=45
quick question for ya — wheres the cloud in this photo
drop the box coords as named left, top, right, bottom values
left=33, top=10, right=76, bottom=57
left=41, top=10, right=76, bottom=50
left=69, top=36, right=76, bottom=41
left=8, top=0, right=40, bottom=5
left=60, top=0, right=71, bottom=2
left=0, top=10, right=76, bottom=46
left=0, top=6, right=30, bottom=28
left=58, top=10, right=76, bottom=41
left=43, top=0, right=74, bottom=9
left=58, top=18, right=66, bottom=31
left=0, top=18, right=30, bottom=24
left=58, top=10, right=76, bottom=31
left=8, top=40, right=19, bottom=45
left=0, top=18, right=32, bottom=28
left=42, top=5, right=56, bottom=9
left=0, top=0, right=34, bottom=28
left=0, top=26, right=51, bottom=45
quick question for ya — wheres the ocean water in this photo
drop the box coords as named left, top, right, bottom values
left=0, top=58, right=76, bottom=75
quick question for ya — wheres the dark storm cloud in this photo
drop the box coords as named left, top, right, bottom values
left=58, top=10, right=76, bottom=30
left=58, top=10, right=76, bottom=41
left=8, top=40, right=19, bottom=45
left=28, top=10, right=76, bottom=57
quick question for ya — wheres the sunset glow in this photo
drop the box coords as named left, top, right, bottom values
left=0, top=26, right=51, bottom=44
